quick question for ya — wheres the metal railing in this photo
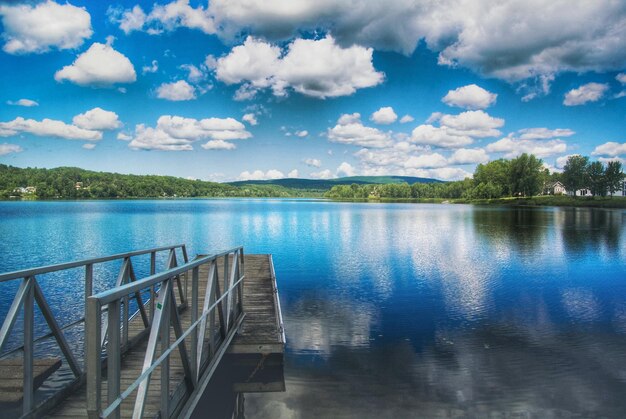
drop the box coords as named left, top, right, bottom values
left=0, top=244, right=188, bottom=417
left=86, top=247, right=245, bottom=419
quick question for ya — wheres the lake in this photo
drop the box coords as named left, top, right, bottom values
left=1, top=199, right=626, bottom=417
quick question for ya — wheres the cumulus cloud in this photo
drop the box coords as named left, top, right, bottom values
left=555, top=154, right=578, bottom=169
left=7, top=99, right=38, bottom=107
left=0, top=1, right=92, bottom=54
left=399, top=115, right=414, bottom=124
left=82, top=143, right=96, bottom=150
left=295, top=130, right=308, bottom=138
left=592, top=142, right=626, bottom=156
left=336, top=162, right=356, bottom=177
left=436, top=110, right=504, bottom=138
left=516, top=127, right=575, bottom=140
left=72, top=108, right=121, bottom=130
left=238, top=169, right=285, bottom=181
left=0, top=143, right=23, bottom=156
left=124, top=115, right=251, bottom=151
left=156, top=80, right=196, bottom=101
left=110, top=0, right=215, bottom=35
left=201, top=140, right=236, bottom=150
left=55, top=42, right=136, bottom=87
left=207, top=0, right=626, bottom=91
left=242, top=113, right=258, bottom=125
left=303, top=158, right=322, bottom=168
left=449, top=148, right=490, bottom=165
left=142, top=60, right=159, bottom=74
left=215, top=35, right=384, bottom=99
left=310, top=169, right=334, bottom=179
left=327, top=113, right=392, bottom=148
left=563, top=83, right=609, bottom=106
left=370, top=107, right=398, bottom=124
left=410, top=125, right=473, bottom=148
left=442, top=84, right=497, bottom=109
left=0, top=117, right=101, bottom=141
left=617, top=74, right=626, bottom=84
left=598, top=156, right=626, bottom=166
left=287, top=169, right=299, bottom=178
left=486, top=136, right=566, bottom=158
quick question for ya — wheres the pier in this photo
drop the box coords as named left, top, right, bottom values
left=0, top=246, right=285, bottom=418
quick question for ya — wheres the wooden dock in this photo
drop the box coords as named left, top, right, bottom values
left=0, top=250, right=284, bottom=418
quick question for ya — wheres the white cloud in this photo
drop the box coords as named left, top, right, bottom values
left=336, top=162, right=356, bottom=177
left=486, top=136, right=566, bottom=158
left=399, top=115, right=414, bottom=124
left=156, top=80, right=196, bottom=101
left=410, top=125, right=473, bottom=148
left=207, top=0, right=626, bottom=89
left=238, top=169, right=285, bottom=181
left=82, top=143, right=96, bottom=150
left=442, top=84, right=497, bottom=110
left=303, top=158, right=322, bottom=168
left=310, top=169, right=334, bottom=179
left=142, top=60, right=158, bottom=74
left=118, top=0, right=215, bottom=35
left=295, top=130, right=308, bottom=138
left=516, top=127, right=575, bottom=140
left=563, top=82, right=609, bottom=106
left=449, top=148, right=490, bottom=165
left=555, top=154, right=579, bottom=169
left=55, top=42, right=136, bottom=87
left=0, top=117, right=101, bottom=141
left=592, top=142, right=626, bottom=156
left=201, top=140, right=236, bottom=150
left=215, top=35, right=383, bottom=99
left=0, top=143, right=23, bottom=156
left=7, top=99, right=38, bottom=107
left=125, top=115, right=251, bottom=151
left=72, top=108, right=121, bottom=130
left=242, top=113, right=258, bottom=125
left=287, top=169, right=299, bottom=178
left=598, top=156, right=626, bottom=166
left=180, top=64, right=205, bottom=83
left=617, top=73, right=626, bottom=84
left=0, top=1, right=92, bottom=54
left=114, top=5, right=147, bottom=34
left=117, top=132, right=132, bottom=141
left=327, top=113, right=392, bottom=148
left=437, top=110, right=504, bottom=138
left=370, top=107, right=398, bottom=124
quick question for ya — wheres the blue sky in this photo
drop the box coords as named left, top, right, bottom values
left=0, top=0, right=625, bottom=181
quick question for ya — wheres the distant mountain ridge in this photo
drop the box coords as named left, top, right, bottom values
left=228, top=175, right=444, bottom=189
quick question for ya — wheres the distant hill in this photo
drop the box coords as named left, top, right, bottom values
left=228, top=175, right=444, bottom=190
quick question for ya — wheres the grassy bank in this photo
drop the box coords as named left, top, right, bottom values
left=330, top=195, right=626, bottom=208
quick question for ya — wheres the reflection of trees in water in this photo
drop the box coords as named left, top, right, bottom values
left=557, top=208, right=624, bottom=254
left=472, top=207, right=548, bottom=253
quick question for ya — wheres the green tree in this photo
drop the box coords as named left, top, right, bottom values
left=473, top=159, right=510, bottom=197
left=562, top=155, right=590, bottom=197
left=508, top=153, right=544, bottom=197
left=605, top=160, right=625, bottom=197
left=586, top=161, right=607, bottom=197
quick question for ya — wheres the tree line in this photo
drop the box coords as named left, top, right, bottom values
left=326, top=154, right=625, bottom=200
left=0, top=165, right=321, bottom=199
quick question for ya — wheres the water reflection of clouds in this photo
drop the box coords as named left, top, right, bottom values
left=284, top=297, right=378, bottom=356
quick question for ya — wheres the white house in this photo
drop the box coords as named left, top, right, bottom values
left=544, top=181, right=567, bottom=195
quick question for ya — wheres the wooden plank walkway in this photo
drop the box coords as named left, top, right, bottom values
left=46, top=254, right=284, bottom=418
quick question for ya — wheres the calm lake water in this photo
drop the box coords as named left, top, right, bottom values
left=1, top=199, right=626, bottom=417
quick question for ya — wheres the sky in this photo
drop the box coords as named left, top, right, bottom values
left=0, top=0, right=625, bottom=182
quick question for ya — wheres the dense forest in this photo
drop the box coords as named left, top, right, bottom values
left=325, top=154, right=625, bottom=200
left=0, top=165, right=321, bottom=199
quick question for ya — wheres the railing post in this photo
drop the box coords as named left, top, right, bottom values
left=191, top=266, right=199, bottom=385
left=85, top=263, right=93, bottom=306
left=150, top=252, right=156, bottom=322
left=23, top=276, right=34, bottom=415
left=107, top=300, right=121, bottom=419
left=86, top=297, right=102, bottom=419
left=160, top=281, right=171, bottom=418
